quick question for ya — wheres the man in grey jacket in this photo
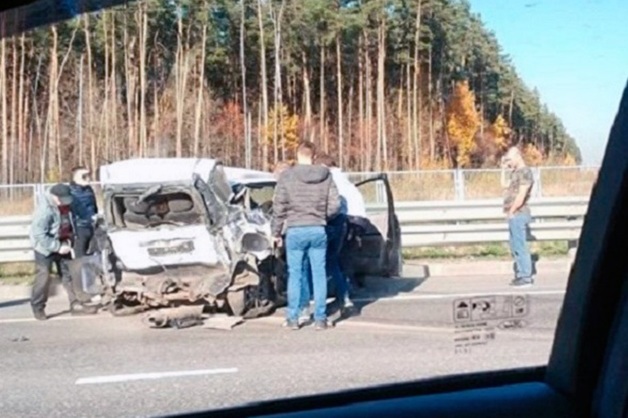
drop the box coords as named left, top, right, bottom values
left=30, top=183, right=97, bottom=320
left=272, top=141, right=341, bottom=330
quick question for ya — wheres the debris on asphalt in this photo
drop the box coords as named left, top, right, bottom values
left=10, top=336, right=29, bottom=342
left=202, top=314, right=244, bottom=330
left=144, top=306, right=205, bottom=329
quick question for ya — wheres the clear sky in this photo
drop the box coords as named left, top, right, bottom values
left=467, top=0, right=628, bottom=166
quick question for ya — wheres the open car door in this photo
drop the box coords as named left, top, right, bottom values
left=350, top=173, right=402, bottom=278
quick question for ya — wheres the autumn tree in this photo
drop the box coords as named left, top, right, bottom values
left=446, top=80, right=480, bottom=168
left=263, top=105, right=299, bottom=163
left=0, top=0, right=584, bottom=186
left=522, top=143, right=543, bottom=166
left=490, top=114, right=510, bottom=150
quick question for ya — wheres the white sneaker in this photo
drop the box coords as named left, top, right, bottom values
left=298, top=309, right=311, bottom=325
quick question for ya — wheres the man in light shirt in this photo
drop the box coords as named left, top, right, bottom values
left=317, top=155, right=367, bottom=219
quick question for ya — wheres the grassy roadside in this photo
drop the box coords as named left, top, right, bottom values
left=0, top=263, right=36, bottom=285
left=403, top=241, right=568, bottom=261
left=0, top=241, right=569, bottom=285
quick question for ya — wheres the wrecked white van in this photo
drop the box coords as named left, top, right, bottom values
left=85, top=158, right=285, bottom=319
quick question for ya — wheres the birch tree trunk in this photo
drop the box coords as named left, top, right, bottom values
left=336, top=36, right=343, bottom=167
left=412, top=0, right=422, bottom=169
left=240, top=0, right=250, bottom=167
left=83, top=14, right=94, bottom=169
left=302, top=51, right=313, bottom=142
left=0, top=39, right=7, bottom=183
left=18, top=34, right=26, bottom=182
left=138, top=3, right=148, bottom=157
left=257, top=0, right=269, bottom=169
left=10, top=38, right=18, bottom=185
left=319, top=43, right=326, bottom=152
left=194, top=23, right=207, bottom=157
left=358, top=34, right=364, bottom=171
left=376, top=19, right=387, bottom=171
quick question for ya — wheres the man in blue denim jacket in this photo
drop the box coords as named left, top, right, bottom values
left=30, top=183, right=98, bottom=320
left=69, top=167, right=98, bottom=257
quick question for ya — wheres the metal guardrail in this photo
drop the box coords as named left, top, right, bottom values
left=0, top=197, right=587, bottom=264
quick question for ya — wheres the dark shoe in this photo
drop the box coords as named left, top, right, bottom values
left=70, top=302, right=99, bottom=315
left=32, top=308, right=47, bottom=321
left=509, top=278, right=533, bottom=288
left=340, top=298, right=356, bottom=317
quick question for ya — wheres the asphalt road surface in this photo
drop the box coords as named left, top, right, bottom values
left=0, top=265, right=569, bottom=418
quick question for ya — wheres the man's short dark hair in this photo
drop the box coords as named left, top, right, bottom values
left=297, top=141, right=316, bottom=159
left=316, top=153, right=337, bottom=167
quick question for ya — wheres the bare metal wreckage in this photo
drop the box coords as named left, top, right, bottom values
left=67, top=158, right=402, bottom=321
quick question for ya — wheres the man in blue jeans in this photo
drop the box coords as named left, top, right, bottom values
left=272, top=141, right=341, bottom=330
left=502, top=146, right=535, bottom=287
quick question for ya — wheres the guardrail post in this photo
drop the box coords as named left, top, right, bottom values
left=454, top=169, right=465, bottom=201
left=34, top=183, right=47, bottom=208
left=33, top=184, right=40, bottom=209
left=376, top=181, right=385, bottom=204
left=533, top=167, right=542, bottom=198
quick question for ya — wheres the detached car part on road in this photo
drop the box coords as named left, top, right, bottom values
left=70, top=158, right=402, bottom=321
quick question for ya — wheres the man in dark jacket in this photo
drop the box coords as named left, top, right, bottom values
left=69, top=166, right=98, bottom=257
left=272, top=141, right=341, bottom=330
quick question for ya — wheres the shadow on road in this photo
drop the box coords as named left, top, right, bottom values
left=0, top=298, right=30, bottom=309
left=330, top=274, right=429, bottom=326
left=47, top=309, right=71, bottom=319
left=512, top=253, right=540, bottom=277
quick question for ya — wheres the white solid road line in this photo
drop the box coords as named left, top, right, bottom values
left=352, top=289, right=566, bottom=303
left=0, top=315, right=104, bottom=324
left=75, top=368, right=239, bottom=385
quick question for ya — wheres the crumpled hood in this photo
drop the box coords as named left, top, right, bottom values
left=291, top=164, right=331, bottom=184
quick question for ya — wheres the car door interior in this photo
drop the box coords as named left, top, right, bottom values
left=170, top=83, right=628, bottom=418
left=351, top=175, right=401, bottom=278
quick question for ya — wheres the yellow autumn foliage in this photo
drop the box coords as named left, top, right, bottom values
left=45, top=168, right=61, bottom=183
left=522, top=143, right=543, bottom=166
left=490, top=114, right=510, bottom=150
left=562, top=154, right=577, bottom=166
left=421, top=156, right=453, bottom=170
left=446, top=80, right=480, bottom=168
left=263, top=105, right=300, bottom=155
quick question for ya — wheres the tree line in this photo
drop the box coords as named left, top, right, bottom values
left=0, top=0, right=581, bottom=184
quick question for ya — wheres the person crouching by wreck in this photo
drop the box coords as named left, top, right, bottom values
left=30, top=183, right=98, bottom=320
left=271, top=141, right=341, bottom=330
left=69, top=166, right=98, bottom=257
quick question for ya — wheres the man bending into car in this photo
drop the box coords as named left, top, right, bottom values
left=311, top=153, right=366, bottom=313
left=271, top=141, right=341, bottom=330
